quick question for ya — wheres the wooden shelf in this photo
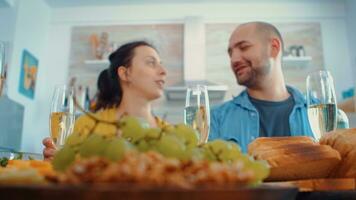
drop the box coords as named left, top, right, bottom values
left=282, top=56, right=312, bottom=68
left=84, top=59, right=109, bottom=69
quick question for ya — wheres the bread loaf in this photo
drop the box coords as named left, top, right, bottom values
left=320, top=128, right=356, bottom=178
left=248, top=136, right=341, bottom=181
left=248, top=136, right=314, bottom=155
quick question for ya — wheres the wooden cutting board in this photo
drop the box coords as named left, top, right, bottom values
left=265, top=178, right=356, bottom=191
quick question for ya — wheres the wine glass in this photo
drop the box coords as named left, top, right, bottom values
left=0, top=41, right=6, bottom=96
left=306, top=70, right=337, bottom=141
left=184, top=85, right=210, bottom=144
left=50, top=85, right=75, bottom=148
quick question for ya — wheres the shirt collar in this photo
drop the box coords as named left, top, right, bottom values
left=232, top=85, right=306, bottom=110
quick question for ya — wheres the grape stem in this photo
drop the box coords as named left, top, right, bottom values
left=133, top=130, right=163, bottom=145
left=208, top=146, right=223, bottom=162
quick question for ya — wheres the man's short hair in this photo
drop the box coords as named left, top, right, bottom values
left=241, top=21, right=284, bottom=52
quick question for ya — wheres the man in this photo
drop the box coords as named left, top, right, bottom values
left=209, top=22, right=314, bottom=152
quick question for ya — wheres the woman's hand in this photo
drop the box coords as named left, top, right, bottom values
left=42, top=137, right=56, bottom=161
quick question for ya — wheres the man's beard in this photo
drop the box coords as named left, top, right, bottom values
left=236, top=59, right=271, bottom=88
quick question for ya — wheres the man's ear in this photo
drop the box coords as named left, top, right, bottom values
left=117, top=66, right=129, bottom=82
left=270, top=37, right=281, bottom=58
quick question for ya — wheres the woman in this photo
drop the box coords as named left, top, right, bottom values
left=43, top=41, right=167, bottom=160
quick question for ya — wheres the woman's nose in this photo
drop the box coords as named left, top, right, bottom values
left=159, top=64, right=167, bottom=76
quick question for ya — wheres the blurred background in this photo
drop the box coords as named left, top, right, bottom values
left=0, top=0, right=355, bottom=153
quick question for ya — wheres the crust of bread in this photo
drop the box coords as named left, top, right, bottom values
left=319, top=128, right=356, bottom=178
left=248, top=136, right=341, bottom=181
left=248, top=136, right=315, bottom=155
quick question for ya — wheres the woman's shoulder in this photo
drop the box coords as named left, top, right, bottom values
left=76, top=107, right=117, bottom=124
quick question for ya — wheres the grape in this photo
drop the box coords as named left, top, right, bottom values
left=64, top=133, right=87, bottom=153
left=147, top=139, right=159, bottom=152
left=220, top=147, right=242, bottom=163
left=104, top=138, right=134, bottom=161
left=143, top=128, right=161, bottom=139
left=157, top=135, right=186, bottom=160
left=202, top=139, right=243, bottom=162
left=208, top=140, right=230, bottom=153
left=239, top=154, right=255, bottom=169
left=250, top=160, right=270, bottom=181
left=93, top=123, right=118, bottom=138
left=201, top=145, right=218, bottom=161
left=65, top=133, right=86, bottom=147
left=173, top=124, right=200, bottom=148
left=228, top=141, right=241, bottom=152
left=136, top=140, right=149, bottom=152
left=52, top=146, right=76, bottom=171
left=119, top=116, right=144, bottom=142
left=79, top=134, right=108, bottom=158
left=203, top=140, right=229, bottom=161
left=183, top=147, right=205, bottom=161
left=161, top=125, right=175, bottom=133
left=133, top=128, right=161, bottom=152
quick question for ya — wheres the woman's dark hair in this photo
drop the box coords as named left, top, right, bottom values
left=95, top=40, right=156, bottom=110
left=94, top=69, right=117, bottom=111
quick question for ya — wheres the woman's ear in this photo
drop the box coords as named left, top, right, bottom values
left=117, top=66, right=129, bottom=82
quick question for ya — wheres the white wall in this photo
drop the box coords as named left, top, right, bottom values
left=345, top=0, right=356, bottom=127
left=6, top=0, right=51, bottom=152
left=346, top=0, right=356, bottom=88
left=48, top=1, right=353, bottom=98
left=0, top=2, right=18, bottom=64
left=320, top=19, right=353, bottom=100
left=0, top=7, right=16, bottom=42
left=10, top=0, right=355, bottom=152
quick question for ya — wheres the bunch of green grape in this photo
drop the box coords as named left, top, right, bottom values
left=52, top=116, right=270, bottom=184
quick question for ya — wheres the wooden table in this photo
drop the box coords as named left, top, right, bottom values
left=266, top=178, right=356, bottom=200
left=0, top=184, right=298, bottom=200
left=2, top=179, right=356, bottom=200
left=297, top=190, right=356, bottom=200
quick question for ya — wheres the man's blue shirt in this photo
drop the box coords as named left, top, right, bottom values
left=209, top=86, right=314, bottom=152
left=249, top=94, right=295, bottom=137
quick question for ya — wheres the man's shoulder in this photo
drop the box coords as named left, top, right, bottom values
left=286, top=85, right=307, bottom=106
left=212, top=99, right=236, bottom=113
left=211, top=95, right=246, bottom=117
left=213, top=99, right=234, bottom=108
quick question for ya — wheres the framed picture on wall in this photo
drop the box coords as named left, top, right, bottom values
left=18, top=49, right=38, bottom=99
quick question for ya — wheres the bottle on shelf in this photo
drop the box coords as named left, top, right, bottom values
left=84, top=86, right=91, bottom=111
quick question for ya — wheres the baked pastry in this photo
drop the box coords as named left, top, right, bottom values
left=320, top=128, right=356, bottom=178
left=248, top=137, right=341, bottom=181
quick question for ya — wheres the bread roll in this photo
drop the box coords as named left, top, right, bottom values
left=248, top=136, right=341, bottom=181
left=320, top=128, right=356, bottom=178
left=248, top=136, right=314, bottom=155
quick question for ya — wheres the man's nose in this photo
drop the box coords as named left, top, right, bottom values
left=230, top=50, right=242, bottom=63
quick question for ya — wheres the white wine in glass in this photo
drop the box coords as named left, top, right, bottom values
left=306, top=70, right=337, bottom=141
left=50, top=85, right=75, bottom=147
left=184, top=85, right=210, bottom=144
